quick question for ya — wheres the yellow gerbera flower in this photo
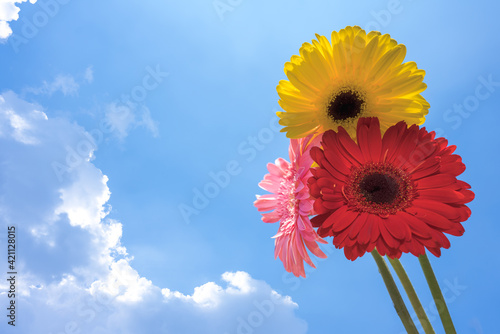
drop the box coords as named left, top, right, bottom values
left=277, top=26, right=429, bottom=138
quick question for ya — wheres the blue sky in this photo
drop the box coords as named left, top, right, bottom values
left=0, top=0, right=499, bottom=333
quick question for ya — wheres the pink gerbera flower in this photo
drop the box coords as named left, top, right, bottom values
left=254, top=135, right=327, bottom=277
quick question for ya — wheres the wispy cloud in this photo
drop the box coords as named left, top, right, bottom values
left=24, top=67, right=95, bottom=97
left=0, top=0, right=37, bottom=40
left=25, top=74, right=80, bottom=96
left=84, top=66, right=94, bottom=84
left=105, top=103, right=159, bottom=140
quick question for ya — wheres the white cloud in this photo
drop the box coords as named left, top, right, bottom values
left=0, top=19, right=12, bottom=39
left=0, top=93, right=47, bottom=144
left=0, top=0, right=37, bottom=40
left=89, top=259, right=155, bottom=304
left=105, top=103, right=159, bottom=140
left=0, top=91, right=306, bottom=334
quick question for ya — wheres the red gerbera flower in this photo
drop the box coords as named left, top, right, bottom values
left=308, top=117, right=474, bottom=260
left=255, top=135, right=327, bottom=277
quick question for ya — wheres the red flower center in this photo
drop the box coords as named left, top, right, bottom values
left=360, top=172, right=399, bottom=204
left=345, top=162, right=415, bottom=217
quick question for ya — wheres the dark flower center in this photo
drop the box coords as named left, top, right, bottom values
left=345, top=162, right=415, bottom=217
left=327, top=89, right=365, bottom=121
left=360, top=173, right=399, bottom=204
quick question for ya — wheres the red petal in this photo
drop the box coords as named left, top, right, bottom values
left=416, top=174, right=457, bottom=189
left=451, top=204, right=471, bottom=222
left=407, top=239, right=425, bottom=257
left=378, top=219, right=401, bottom=249
left=358, top=217, right=377, bottom=245
left=426, top=246, right=442, bottom=257
left=382, top=121, right=406, bottom=159
left=411, top=199, right=461, bottom=221
left=440, top=159, right=465, bottom=176
left=319, top=157, right=349, bottom=181
left=333, top=227, right=350, bottom=246
left=392, top=126, right=421, bottom=166
left=308, top=178, right=321, bottom=198
left=356, top=122, right=373, bottom=162
left=405, top=207, right=456, bottom=231
left=410, top=157, right=440, bottom=179
left=344, top=246, right=356, bottom=261
left=370, top=220, right=381, bottom=244
left=419, top=189, right=466, bottom=203
left=330, top=211, right=359, bottom=233
left=348, top=212, right=369, bottom=239
left=367, top=118, right=383, bottom=162
left=384, top=215, right=412, bottom=241
left=337, top=127, right=364, bottom=164
left=311, top=213, right=330, bottom=228
left=319, top=205, right=346, bottom=230
left=323, top=200, right=345, bottom=210
left=313, top=198, right=329, bottom=215
left=428, top=229, right=451, bottom=249
left=317, top=177, right=336, bottom=189
left=397, top=212, right=432, bottom=238
left=376, top=238, right=390, bottom=256
left=322, top=192, right=344, bottom=202
left=310, top=146, right=325, bottom=165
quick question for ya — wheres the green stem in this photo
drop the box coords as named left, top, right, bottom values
left=418, top=253, right=457, bottom=334
left=371, top=250, right=419, bottom=334
left=388, top=257, right=436, bottom=334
